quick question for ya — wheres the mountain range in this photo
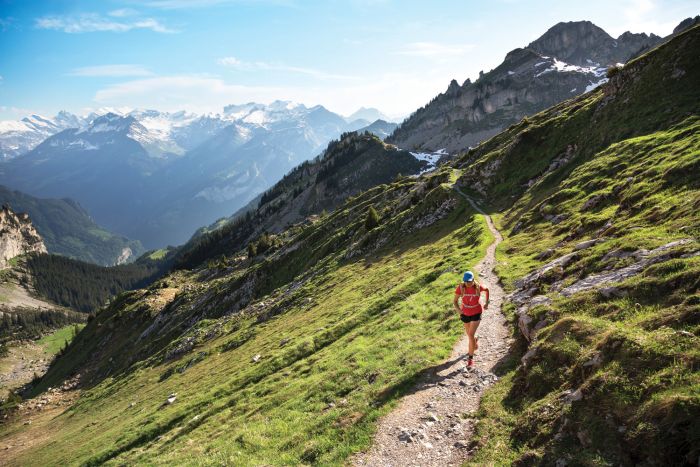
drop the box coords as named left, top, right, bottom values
left=2, top=19, right=692, bottom=254
left=0, top=103, right=395, bottom=248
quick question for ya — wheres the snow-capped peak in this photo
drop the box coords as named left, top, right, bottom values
left=0, top=111, right=86, bottom=160
left=80, top=113, right=135, bottom=134
left=221, top=101, right=309, bottom=127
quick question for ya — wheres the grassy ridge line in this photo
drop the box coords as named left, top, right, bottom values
left=5, top=181, right=494, bottom=465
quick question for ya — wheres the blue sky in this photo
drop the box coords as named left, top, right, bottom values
left=0, top=0, right=697, bottom=120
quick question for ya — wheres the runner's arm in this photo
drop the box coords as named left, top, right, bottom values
left=482, top=286, right=490, bottom=309
left=453, top=287, right=461, bottom=313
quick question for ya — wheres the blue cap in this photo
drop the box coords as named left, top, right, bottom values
left=463, top=271, right=474, bottom=282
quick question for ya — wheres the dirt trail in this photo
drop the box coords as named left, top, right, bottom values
left=353, top=188, right=511, bottom=467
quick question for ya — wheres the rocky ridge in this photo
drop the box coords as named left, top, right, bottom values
left=388, top=20, right=670, bottom=153
left=0, top=205, right=46, bottom=269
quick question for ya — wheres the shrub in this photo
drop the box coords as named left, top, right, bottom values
left=365, top=206, right=380, bottom=230
left=247, top=242, right=257, bottom=258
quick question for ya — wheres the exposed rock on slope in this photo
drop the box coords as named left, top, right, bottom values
left=388, top=20, right=664, bottom=153
left=0, top=204, right=46, bottom=268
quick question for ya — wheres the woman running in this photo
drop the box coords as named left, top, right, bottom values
left=453, top=270, right=489, bottom=366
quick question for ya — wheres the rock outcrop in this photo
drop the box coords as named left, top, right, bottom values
left=0, top=204, right=47, bottom=268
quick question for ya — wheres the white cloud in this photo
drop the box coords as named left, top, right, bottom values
left=398, top=41, right=475, bottom=58
left=108, top=8, right=139, bottom=18
left=68, top=65, right=154, bottom=77
left=217, top=56, right=358, bottom=81
left=35, top=13, right=177, bottom=33
left=604, top=0, right=679, bottom=36
left=217, top=57, right=243, bottom=67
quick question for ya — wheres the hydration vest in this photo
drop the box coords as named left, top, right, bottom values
left=458, top=283, right=482, bottom=315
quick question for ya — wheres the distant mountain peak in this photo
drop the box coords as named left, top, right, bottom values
left=527, top=20, right=663, bottom=66
left=81, top=113, right=138, bottom=135
left=345, top=107, right=392, bottom=124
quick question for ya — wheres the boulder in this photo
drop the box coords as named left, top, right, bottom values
left=581, top=194, right=606, bottom=211
left=598, top=286, right=626, bottom=298
left=560, top=388, right=583, bottom=404
left=583, top=352, right=603, bottom=367
left=550, top=214, right=569, bottom=225
left=535, top=249, right=556, bottom=260
left=521, top=347, right=538, bottom=366
left=573, top=239, right=600, bottom=251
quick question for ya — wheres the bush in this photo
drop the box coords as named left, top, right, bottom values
left=365, top=206, right=380, bottom=230
left=247, top=242, right=257, bottom=258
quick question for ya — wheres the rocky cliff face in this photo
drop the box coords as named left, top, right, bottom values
left=388, top=20, right=665, bottom=153
left=0, top=204, right=47, bottom=268
left=527, top=20, right=661, bottom=66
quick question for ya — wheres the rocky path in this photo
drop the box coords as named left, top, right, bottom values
left=353, top=188, right=512, bottom=467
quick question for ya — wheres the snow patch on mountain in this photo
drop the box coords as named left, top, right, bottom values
left=535, top=57, right=606, bottom=78
left=585, top=77, right=609, bottom=92
left=410, top=150, right=443, bottom=175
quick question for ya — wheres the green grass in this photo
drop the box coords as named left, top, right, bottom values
left=147, top=249, right=168, bottom=261
left=36, top=325, right=84, bottom=355
left=1, top=172, right=493, bottom=466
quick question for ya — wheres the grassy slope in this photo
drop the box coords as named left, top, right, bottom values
left=36, top=324, right=84, bottom=355
left=1, top=172, right=491, bottom=465
left=466, top=27, right=700, bottom=466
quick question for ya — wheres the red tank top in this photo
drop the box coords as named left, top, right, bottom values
left=455, top=284, right=484, bottom=316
